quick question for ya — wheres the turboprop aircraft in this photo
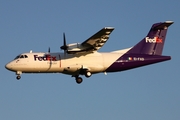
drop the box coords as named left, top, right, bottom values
left=5, top=21, right=173, bottom=84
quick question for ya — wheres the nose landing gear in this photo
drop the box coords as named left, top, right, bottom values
left=16, top=75, right=21, bottom=80
left=16, top=71, right=22, bottom=80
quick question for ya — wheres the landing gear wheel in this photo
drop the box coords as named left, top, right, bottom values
left=16, top=75, right=21, bottom=80
left=76, top=77, right=83, bottom=84
left=85, top=71, right=91, bottom=78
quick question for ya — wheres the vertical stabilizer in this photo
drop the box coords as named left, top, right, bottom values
left=126, top=21, right=173, bottom=55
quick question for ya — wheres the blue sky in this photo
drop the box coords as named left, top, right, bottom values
left=1, top=0, right=180, bottom=120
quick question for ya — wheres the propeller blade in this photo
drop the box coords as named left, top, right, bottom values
left=48, top=47, right=50, bottom=53
left=60, top=33, right=68, bottom=50
left=63, top=33, right=66, bottom=47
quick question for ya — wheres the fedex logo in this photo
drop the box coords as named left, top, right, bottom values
left=145, top=37, right=162, bottom=43
left=34, top=55, right=57, bottom=61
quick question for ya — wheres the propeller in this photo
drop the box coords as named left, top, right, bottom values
left=48, top=47, right=50, bottom=53
left=60, top=33, right=68, bottom=51
left=60, top=33, right=68, bottom=56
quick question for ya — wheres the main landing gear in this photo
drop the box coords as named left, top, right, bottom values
left=74, top=71, right=92, bottom=84
left=75, top=76, right=83, bottom=84
left=85, top=71, right=91, bottom=78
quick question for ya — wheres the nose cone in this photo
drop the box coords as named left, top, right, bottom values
left=5, top=61, right=21, bottom=72
left=5, top=62, right=15, bottom=71
left=5, top=63, right=11, bottom=70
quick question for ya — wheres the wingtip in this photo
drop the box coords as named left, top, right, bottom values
left=165, top=21, right=174, bottom=24
left=104, top=27, right=114, bottom=29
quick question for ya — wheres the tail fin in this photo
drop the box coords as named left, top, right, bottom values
left=126, top=21, right=173, bottom=55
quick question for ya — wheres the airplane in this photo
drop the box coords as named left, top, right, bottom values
left=5, top=21, right=173, bottom=84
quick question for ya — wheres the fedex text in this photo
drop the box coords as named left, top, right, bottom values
left=145, top=37, right=162, bottom=43
left=34, top=55, right=57, bottom=61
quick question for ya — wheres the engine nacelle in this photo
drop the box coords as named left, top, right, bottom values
left=67, top=43, right=83, bottom=51
left=65, top=43, right=90, bottom=54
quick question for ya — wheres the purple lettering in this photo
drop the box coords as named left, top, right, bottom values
left=34, top=55, right=38, bottom=61
left=38, top=57, right=43, bottom=61
left=34, top=55, right=57, bottom=61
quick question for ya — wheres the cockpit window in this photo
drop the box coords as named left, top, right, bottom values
left=14, top=55, right=20, bottom=60
left=14, top=55, right=28, bottom=60
left=24, top=55, right=28, bottom=58
left=20, top=55, right=24, bottom=58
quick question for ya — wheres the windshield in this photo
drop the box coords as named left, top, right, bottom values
left=14, top=55, right=20, bottom=60
left=14, top=55, right=28, bottom=60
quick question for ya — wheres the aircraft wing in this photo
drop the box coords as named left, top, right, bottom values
left=66, top=27, right=114, bottom=54
left=81, top=27, right=114, bottom=51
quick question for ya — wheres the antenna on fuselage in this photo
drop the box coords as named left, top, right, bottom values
left=30, top=50, right=32, bottom=53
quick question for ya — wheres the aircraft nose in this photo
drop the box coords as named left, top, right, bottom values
left=5, top=63, right=12, bottom=70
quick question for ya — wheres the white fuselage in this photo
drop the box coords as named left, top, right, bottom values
left=6, top=48, right=130, bottom=75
